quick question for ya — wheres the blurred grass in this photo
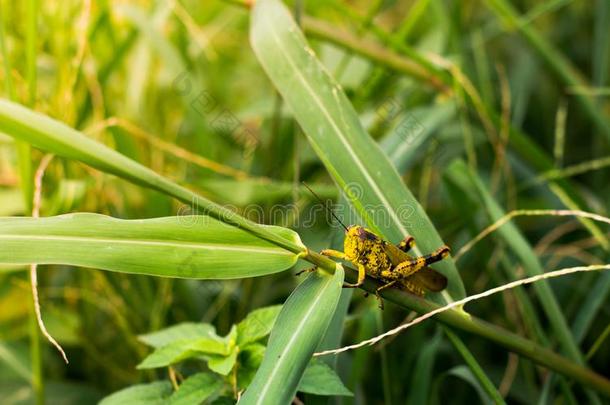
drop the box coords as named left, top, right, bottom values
left=0, top=0, right=609, bottom=403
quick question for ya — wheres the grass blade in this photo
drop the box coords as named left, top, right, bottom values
left=444, top=328, right=506, bottom=404
left=0, top=99, right=304, bottom=255
left=249, top=0, right=465, bottom=300
left=239, top=267, right=344, bottom=404
left=0, top=213, right=303, bottom=278
left=483, top=0, right=610, bottom=141
left=446, top=160, right=600, bottom=402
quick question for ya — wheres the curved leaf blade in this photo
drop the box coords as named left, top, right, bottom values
left=0, top=99, right=304, bottom=254
left=239, top=267, right=344, bottom=404
left=100, top=381, right=172, bottom=405
left=297, top=358, right=353, bottom=397
left=0, top=213, right=303, bottom=278
left=169, top=373, right=223, bottom=405
left=139, top=323, right=218, bottom=348
left=249, top=0, right=465, bottom=299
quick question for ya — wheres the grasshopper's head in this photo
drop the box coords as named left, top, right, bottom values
left=344, top=225, right=382, bottom=261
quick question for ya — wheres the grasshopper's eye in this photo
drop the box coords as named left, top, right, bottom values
left=357, top=227, right=378, bottom=241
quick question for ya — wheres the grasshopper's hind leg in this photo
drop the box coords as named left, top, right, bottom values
left=321, top=249, right=366, bottom=288
left=396, top=236, right=415, bottom=253
left=387, top=246, right=451, bottom=278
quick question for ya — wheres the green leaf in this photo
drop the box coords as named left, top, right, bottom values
left=297, top=358, right=353, bottom=397
left=483, top=0, right=610, bottom=141
left=208, top=349, right=238, bottom=376
left=239, top=268, right=344, bottom=404
left=99, top=381, right=172, bottom=405
left=249, top=0, right=465, bottom=300
left=406, top=330, right=443, bottom=405
left=139, top=323, right=218, bottom=348
left=236, top=305, right=282, bottom=346
left=237, top=343, right=266, bottom=390
left=438, top=365, right=495, bottom=405
left=0, top=99, right=304, bottom=254
left=208, top=326, right=238, bottom=376
left=443, top=328, right=505, bottom=404
left=169, top=373, right=223, bottom=405
left=0, top=213, right=303, bottom=279
left=137, top=337, right=228, bottom=370
left=445, top=160, right=588, bottom=364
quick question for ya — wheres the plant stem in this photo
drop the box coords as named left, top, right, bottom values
left=24, top=0, right=43, bottom=402
left=340, top=267, right=610, bottom=397
left=304, top=249, right=610, bottom=396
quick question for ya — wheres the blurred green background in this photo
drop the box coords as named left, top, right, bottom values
left=0, top=0, right=609, bottom=403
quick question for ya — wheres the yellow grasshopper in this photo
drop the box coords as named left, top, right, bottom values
left=321, top=225, right=450, bottom=308
left=301, top=182, right=450, bottom=308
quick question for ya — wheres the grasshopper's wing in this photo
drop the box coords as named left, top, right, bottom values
left=382, top=242, right=448, bottom=292
left=381, top=241, right=410, bottom=266
left=409, top=268, right=448, bottom=292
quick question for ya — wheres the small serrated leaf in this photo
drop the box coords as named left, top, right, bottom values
left=169, top=372, right=223, bottom=405
left=139, top=323, right=218, bottom=348
left=208, top=349, right=238, bottom=376
left=236, top=305, right=282, bottom=346
left=99, top=381, right=172, bottom=405
left=298, top=359, right=353, bottom=397
left=237, top=344, right=266, bottom=390
left=239, top=268, right=344, bottom=404
left=137, top=338, right=228, bottom=370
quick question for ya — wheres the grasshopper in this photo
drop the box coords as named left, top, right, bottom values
left=301, top=182, right=450, bottom=308
left=321, top=226, right=450, bottom=308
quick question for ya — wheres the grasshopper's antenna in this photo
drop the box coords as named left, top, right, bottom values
left=302, top=182, right=349, bottom=232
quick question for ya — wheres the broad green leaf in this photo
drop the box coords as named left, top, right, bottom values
left=249, top=0, right=465, bottom=300
left=208, top=349, right=238, bottom=376
left=297, top=358, right=353, bottom=397
left=239, top=268, right=344, bottom=404
left=248, top=5, right=512, bottom=399
left=169, top=373, right=223, bottom=405
left=137, top=337, right=228, bottom=370
left=99, top=381, right=172, bottom=405
left=0, top=213, right=303, bottom=279
left=208, top=326, right=238, bottom=375
left=237, top=343, right=266, bottom=390
left=236, top=305, right=282, bottom=346
left=0, top=99, right=304, bottom=254
left=139, top=323, right=218, bottom=348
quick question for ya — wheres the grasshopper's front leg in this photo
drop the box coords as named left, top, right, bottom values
left=321, top=249, right=366, bottom=288
left=374, top=280, right=397, bottom=310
